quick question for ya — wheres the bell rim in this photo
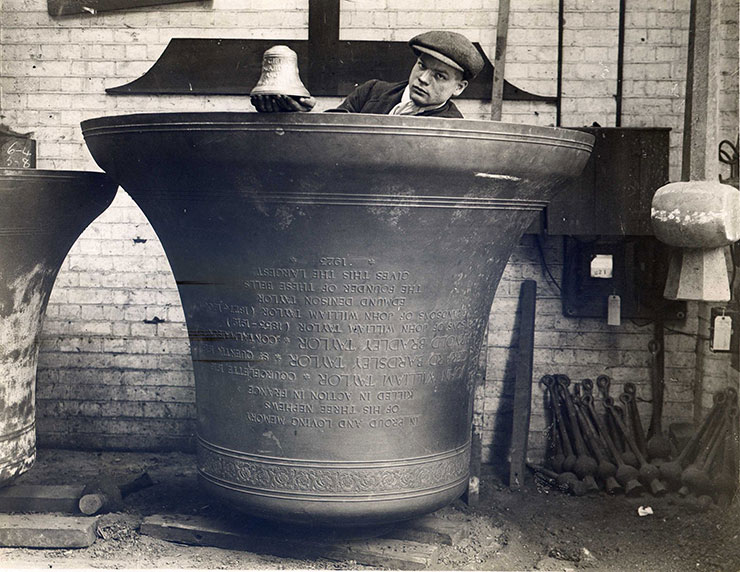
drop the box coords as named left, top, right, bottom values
left=250, top=86, right=312, bottom=98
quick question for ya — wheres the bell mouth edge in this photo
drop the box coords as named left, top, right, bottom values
left=79, top=111, right=596, bottom=150
left=249, top=87, right=312, bottom=98
left=198, top=472, right=469, bottom=526
left=0, top=168, right=117, bottom=182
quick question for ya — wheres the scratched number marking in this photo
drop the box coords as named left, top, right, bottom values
left=5, top=141, right=32, bottom=168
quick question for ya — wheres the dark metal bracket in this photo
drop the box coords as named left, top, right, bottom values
left=48, top=0, right=196, bottom=16
left=106, top=1, right=555, bottom=103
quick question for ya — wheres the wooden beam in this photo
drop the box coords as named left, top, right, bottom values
left=308, top=0, right=341, bottom=94
left=105, top=0, right=555, bottom=103
left=385, top=515, right=470, bottom=546
left=0, top=515, right=97, bottom=548
left=509, top=279, right=537, bottom=490
left=615, top=0, right=626, bottom=126
left=0, top=484, right=85, bottom=514
left=681, top=0, right=723, bottom=426
left=141, top=514, right=439, bottom=570
left=490, top=0, right=510, bottom=120
left=682, top=0, right=722, bottom=182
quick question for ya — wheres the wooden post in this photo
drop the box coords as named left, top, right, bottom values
left=307, top=0, right=340, bottom=95
left=682, top=0, right=721, bottom=183
left=681, top=0, right=723, bottom=425
left=509, top=279, right=537, bottom=489
left=490, top=0, right=511, bottom=120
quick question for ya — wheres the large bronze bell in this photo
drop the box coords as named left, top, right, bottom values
left=81, top=113, right=593, bottom=525
left=0, top=169, right=117, bottom=486
left=250, top=45, right=311, bottom=98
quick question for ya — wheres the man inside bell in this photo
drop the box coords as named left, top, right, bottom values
left=250, top=31, right=484, bottom=118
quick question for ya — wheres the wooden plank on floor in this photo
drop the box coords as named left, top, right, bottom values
left=386, top=515, right=469, bottom=546
left=0, top=484, right=85, bottom=514
left=141, top=514, right=438, bottom=570
left=0, top=514, right=97, bottom=548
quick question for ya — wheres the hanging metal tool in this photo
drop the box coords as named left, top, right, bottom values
left=623, top=382, right=649, bottom=457
left=542, top=375, right=577, bottom=474
left=660, top=389, right=728, bottom=489
left=606, top=396, right=667, bottom=496
left=719, top=137, right=739, bottom=188
left=646, top=335, right=673, bottom=461
left=555, top=375, right=600, bottom=492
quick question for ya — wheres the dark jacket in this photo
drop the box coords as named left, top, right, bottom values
left=329, top=80, right=463, bottom=118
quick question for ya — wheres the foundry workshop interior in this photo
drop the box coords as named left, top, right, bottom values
left=0, top=0, right=739, bottom=569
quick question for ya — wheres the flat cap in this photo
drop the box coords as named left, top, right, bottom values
left=409, top=31, right=485, bottom=80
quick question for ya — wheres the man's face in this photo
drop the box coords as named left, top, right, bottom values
left=407, top=53, right=468, bottom=107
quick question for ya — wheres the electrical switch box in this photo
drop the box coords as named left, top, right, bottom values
left=562, top=236, right=687, bottom=322
left=546, top=127, right=670, bottom=236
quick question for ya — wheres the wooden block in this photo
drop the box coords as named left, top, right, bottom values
left=305, top=537, right=438, bottom=570
left=463, top=428, right=482, bottom=506
left=0, top=484, right=85, bottom=514
left=509, top=279, right=537, bottom=490
left=141, top=514, right=250, bottom=551
left=142, top=514, right=438, bottom=570
left=0, top=514, right=97, bottom=548
left=386, top=515, right=469, bottom=546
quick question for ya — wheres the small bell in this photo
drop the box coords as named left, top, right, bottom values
left=250, top=45, right=311, bottom=98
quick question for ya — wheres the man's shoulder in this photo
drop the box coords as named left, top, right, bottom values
left=355, top=80, right=406, bottom=95
left=436, top=101, right=464, bottom=119
left=335, top=80, right=406, bottom=114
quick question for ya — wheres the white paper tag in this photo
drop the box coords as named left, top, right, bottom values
left=607, top=294, right=621, bottom=326
left=712, top=315, right=732, bottom=351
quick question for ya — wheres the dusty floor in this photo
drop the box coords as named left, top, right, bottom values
left=0, top=448, right=738, bottom=571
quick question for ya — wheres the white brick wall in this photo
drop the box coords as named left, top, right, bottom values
left=35, top=190, right=196, bottom=450
left=1, top=0, right=738, bottom=461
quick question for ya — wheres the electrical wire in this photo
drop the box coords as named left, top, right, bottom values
left=536, top=234, right=561, bottom=292
left=729, top=243, right=738, bottom=299
left=631, top=318, right=708, bottom=340
left=664, top=326, right=708, bottom=340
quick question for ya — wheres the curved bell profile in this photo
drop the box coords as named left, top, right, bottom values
left=250, top=45, right=311, bottom=98
left=81, top=111, right=594, bottom=526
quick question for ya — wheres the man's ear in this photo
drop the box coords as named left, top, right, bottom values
left=452, top=79, right=468, bottom=98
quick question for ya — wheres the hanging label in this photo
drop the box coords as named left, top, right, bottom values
left=607, top=294, right=621, bottom=326
left=711, top=315, right=732, bottom=352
